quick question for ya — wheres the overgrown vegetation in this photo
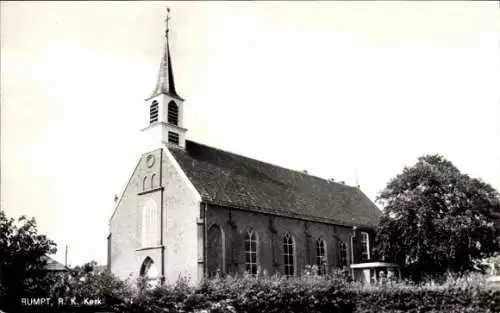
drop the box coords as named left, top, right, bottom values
left=35, top=270, right=500, bottom=313
left=3, top=257, right=499, bottom=313
left=375, top=154, right=500, bottom=278
left=0, top=210, right=57, bottom=301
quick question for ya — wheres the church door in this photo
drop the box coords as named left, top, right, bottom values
left=139, top=257, right=159, bottom=288
left=207, top=224, right=224, bottom=277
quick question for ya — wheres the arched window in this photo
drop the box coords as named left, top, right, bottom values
left=316, top=238, right=327, bottom=275
left=151, top=174, right=156, bottom=189
left=140, top=257, right=159, bottom=288
left=339, top=241, right=347, bottom=268
left=207, top=224, right=225, bottom=277
left=167, top=101, right=178, bottom=125
left=283, top=233, right=295, bottom=276
left=141, top=200, right=158, bottom=248
left=142, top=176, right=148, bottom=191
left=244, top=230, right=258, bottom=275
left=150, top=101, right=159, bottom=124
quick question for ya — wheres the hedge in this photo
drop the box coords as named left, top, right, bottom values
left=110, top=275, right=500, bottom=313
left=352, top=287, right=500, bottom=313
left=3, top=271, right=499, bottom=313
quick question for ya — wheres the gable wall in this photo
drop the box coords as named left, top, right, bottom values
left=161, top=147, right=201, bottom=284
left=109, top=149, right=164, bottom=281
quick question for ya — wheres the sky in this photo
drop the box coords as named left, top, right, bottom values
left=1, top=1, right=499, bottom=266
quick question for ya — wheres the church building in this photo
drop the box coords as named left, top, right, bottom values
left=108, top=11, right=382, bottom=285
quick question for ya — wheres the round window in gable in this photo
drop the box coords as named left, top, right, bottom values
left=146, top=154, right=155, bottom=168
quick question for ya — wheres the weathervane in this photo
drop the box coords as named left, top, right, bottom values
left=165, top=7, right=171, bottom=38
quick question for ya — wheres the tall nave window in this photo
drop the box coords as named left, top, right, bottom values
left=207, top=224, right=224, bottom=277
left=339, top=241, right=347, bottom=268
left=316, top=238, right=327, bottom=275
left=283, top=234, right=295, bottom=276
left=244, top=230, right=258, bottom=275
left=361, top=232, right=370, bottom=261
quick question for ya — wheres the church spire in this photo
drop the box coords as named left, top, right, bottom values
left=148, top=7, right=183, bottom=101
left=141, top=7, right=187, bottom=151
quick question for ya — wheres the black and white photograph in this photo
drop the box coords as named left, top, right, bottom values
left=1, top=1, right=499, bottom=312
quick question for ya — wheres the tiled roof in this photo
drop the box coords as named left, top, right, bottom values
left=169, top=141, right=382, bottom=228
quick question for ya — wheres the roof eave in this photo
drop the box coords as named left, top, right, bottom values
left=145, top=91, right=185, bottom=102
left=200, top=198, right=379, bottom=230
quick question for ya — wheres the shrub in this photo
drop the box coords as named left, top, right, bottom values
left=120, top=273, right=499, bottom=313
left=6, top=265, right=500, bottom=313
left=350, top=272, right=499, bottom=313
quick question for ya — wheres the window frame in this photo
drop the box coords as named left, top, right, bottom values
left=207, top=224, right=226, bottom=276
left=141, top=200, right=158, bottom=248
left=315, top=238, right=327, bottom=275
left=244, top=230, right=258, bottom=276
left=283, top=233, right=295, bottom=277
left=339, top=241, right=348, bottom=268
left=361, top=232, right=370, bottom=261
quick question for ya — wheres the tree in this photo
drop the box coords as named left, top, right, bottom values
left=0, top=210, right=57, bottom=305
left=46, top=260, right=133, bottom=304
left=374, top=154, right=500, bottom=277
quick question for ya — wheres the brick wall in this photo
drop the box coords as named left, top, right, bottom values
left=206, top=204, right=375, bottom=277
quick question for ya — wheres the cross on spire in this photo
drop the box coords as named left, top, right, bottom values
left=165, top=7, right=171, bottom=38
left=146, top=7, right=183, bottom=101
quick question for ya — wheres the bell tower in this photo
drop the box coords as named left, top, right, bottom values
left=142, top=8, right=187, bottom=151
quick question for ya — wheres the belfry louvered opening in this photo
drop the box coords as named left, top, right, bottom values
left=168, top=131, right=179, bottom=144
left=150, top=101, right=159, bottom=123
left=167, top=101, right=178, bottom=125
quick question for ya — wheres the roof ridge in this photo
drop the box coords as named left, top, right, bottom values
left=185, top=140, right=355, bottom=189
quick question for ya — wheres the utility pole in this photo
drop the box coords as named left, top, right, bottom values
left=65, top=245, right=68, bottom=267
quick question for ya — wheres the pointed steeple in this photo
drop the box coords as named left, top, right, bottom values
left=148, top=7, right=183, bottom=101
left=141, top=8, right=188, bottom=151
